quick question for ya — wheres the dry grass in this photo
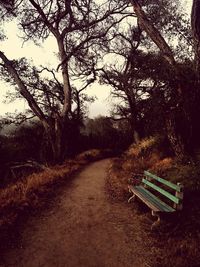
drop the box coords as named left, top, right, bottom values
left=0, top=161, right=81, bottom=227
left=0, top=149, right=108, bottom=228
left=126, top=136, right=158, bottom=157
left=149, top=226, right=200, bottom=267
left=106, top=136, right=166, bottom=201
left=106, top=158, right=130, bottom=201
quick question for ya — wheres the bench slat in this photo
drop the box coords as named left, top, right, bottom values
left=135, top=186, right=175, bottom=212
left=144, top=171, right=181, bottom=192
left=129, top=185, right=175, bottom=212
left=142, top=179, right=179, bottom=204
left=129, top=185, right=161, bottom=212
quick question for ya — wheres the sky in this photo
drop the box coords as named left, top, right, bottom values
left=0, top=0, right=193, bottom=119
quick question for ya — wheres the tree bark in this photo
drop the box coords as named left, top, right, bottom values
left=130, top=0, right=176, bottom=67
left=165, top=112, right=186, bottom=161
left=191, top=0, right=200, bottom=76
left=45, top=116, right=67, bottom=163
left=57, top=39, right=71, bottom=118
left=126, top=89, right=141, bottom=143
left=129, top=103, right=140, bottom=143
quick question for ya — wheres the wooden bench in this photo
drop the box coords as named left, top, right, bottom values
left=128, top=171, right=184, bottom=229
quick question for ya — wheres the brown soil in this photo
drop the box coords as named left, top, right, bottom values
left=0, top=159, right=153, bottom=267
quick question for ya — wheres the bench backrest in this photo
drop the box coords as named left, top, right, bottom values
left=142, top=171, right=184, bottom=210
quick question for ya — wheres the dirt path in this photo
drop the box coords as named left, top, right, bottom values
left=1, top=159, right=153, bottom=267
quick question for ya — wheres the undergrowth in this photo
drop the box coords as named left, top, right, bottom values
left=106, top=136, right=200, bottom=267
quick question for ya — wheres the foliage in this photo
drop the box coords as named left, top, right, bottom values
left=82, top=116, right=133, bottom=152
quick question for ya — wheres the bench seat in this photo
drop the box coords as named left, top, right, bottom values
left=128, top=171, right=183, bottom=229
left=128, top=185, right=175, bottom=213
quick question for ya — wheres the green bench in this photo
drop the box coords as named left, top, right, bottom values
left=128, top=170, right=184, bottom=229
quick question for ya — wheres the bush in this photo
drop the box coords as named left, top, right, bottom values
left=107, top=135, right=200, bottom=200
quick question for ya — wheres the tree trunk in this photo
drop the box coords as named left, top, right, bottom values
left=130, top=0, right=176, bottom=67
left=53, top=117, right=63, bottom=162
left=192, top=0, right=200, bottom=76
left=133, top=130, right=140, bottom=144
left=130, top=112, right=140, bottom=143
left=126, top=91, right=141, bottom=143
left=57, top=39, right=71, bottom=117
left=165, top=111, right=187, bottom=162
left=42, top=116, right=66, bottom=163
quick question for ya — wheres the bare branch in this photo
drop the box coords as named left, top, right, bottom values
left=0, top=51, right=49, bottom=127
left=28, top=0, right=60, bottom=38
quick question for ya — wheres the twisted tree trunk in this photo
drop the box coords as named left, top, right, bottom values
left=192, top=0, right=200, bottom=76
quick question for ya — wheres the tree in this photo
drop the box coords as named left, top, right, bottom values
left=98, top=4, right=191, bottom=149
left=98, top=27, right=143, bottom=143
left=0, top=0, right=131, bottom=162
left=128, top=0, right=198, bottom=161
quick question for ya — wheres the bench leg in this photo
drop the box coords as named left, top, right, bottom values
left=151, top=210, right=161, bottom=230
left=128, top=191, right=136, bottom=203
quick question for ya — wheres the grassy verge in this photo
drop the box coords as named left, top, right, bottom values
left=106, top=137, right=200, bottom=267
left=0, top=149, right=111, bottom=228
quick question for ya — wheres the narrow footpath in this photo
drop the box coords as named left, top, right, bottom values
left=1, top=159, right=153, bottom=267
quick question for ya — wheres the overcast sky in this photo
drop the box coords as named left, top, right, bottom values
left=0, top=0, right=192, bottom=119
